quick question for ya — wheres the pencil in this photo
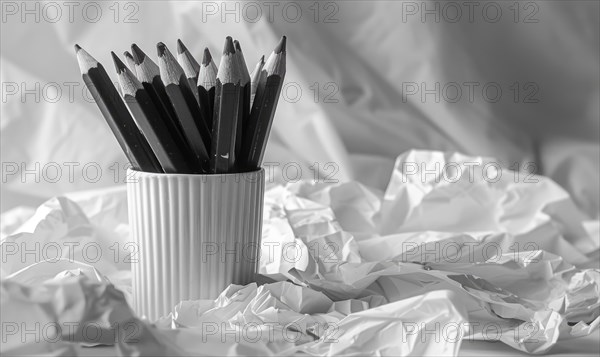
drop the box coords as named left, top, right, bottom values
left=241, top=36, right=287, bottom=171
left=157, top=42, right=211, bottom=170
left=131, top=44, right=199, bottom=171
left=75, top=45, right=162, bottom=173
left=176, top=39, right=201, bottom=103
left=123, top=51, right=136, bottom=73
left=233, top=40, right=251, bottom=160
left=112, top=52, right=193, bottom=174
left=197, top=47, right=218, bottom=132
left=131, top=44, right=179, bottom=130
left=249, top=55, right=265, bottom=108
left=210, top=37, right=241, bottom=174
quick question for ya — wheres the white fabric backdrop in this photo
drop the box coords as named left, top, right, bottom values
left=1, top=1, right=599, bottom=217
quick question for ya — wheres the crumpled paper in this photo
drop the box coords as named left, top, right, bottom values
left=1, top=150, right=599, bottom=356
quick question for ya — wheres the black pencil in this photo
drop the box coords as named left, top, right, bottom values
left=112, top=52, right=193, bottom=174
left=123, top=51, right=136, bottom=73
left=241, top=36, right=286, bottom=170
left=233, top=40, right=251, bottom=160
left=130, top=44, right=199, bottom=171
left=249, top=55, right=265, bottom=108
left=158, top=42, right=211, bottom=170
left=131, top=44, right=178, bottom=125
left=75, top=45, right=162, bottom=173
left=197, top=48, right=218, bottom=133
left=211, top=37, right=241, bottom=174
left=176, top=39, right=201, bottom=104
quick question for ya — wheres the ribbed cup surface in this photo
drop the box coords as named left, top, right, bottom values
left=127, top=169, right=265, bottom=321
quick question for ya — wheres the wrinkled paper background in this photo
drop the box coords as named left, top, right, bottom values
left=2, top=150, right=599, bottom=356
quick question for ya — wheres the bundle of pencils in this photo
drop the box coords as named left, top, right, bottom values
left=75, top=36, right=286, bottom=174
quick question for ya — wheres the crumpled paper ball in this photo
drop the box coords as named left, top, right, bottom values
left=1, top=150, right=598, bottom=355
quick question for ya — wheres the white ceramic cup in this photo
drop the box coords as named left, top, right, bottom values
left=126, top=168, right=265, bottom=321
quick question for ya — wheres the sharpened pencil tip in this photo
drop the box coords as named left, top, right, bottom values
left=157, top=42, right=167, bottom=57
left=274, top=36, right=286, bottom=54
left=260, top=55, right=265, bottom=64
left=131, top=44, right=146, bottom=64
left=176, top=39, right=187, bottom=55
left=75, top=45, right=98, bottom=73
left=124, top=51, right=134, bottom=61
left=223, top=36, right=235, bottom=55
left=111, top=51, right=127, bottom=74
left=74, top=44, right=81, bottom=52
left=202, top=48, right=213, bottom=66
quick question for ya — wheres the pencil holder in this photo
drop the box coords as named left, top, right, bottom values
left=126, top=168, right=265, bottom=321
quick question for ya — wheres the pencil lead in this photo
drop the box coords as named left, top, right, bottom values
left=74, top=44, right=81, bottom=52
left=274, top=36, right=286, bottom=54
left=177, top=39, right=187, bottom=55
left=233, top=40, right=242, bottom=53
left=202, top=48, right=212, bottom=66
left=111, top=51, right=128, bottom=74
left=223, top=37, right=235, bottom=55
left=260, top=55, right=265, bottom=64
left=157, top=42, right=167, bottom=57
left=131, top=44, right=146, bottom=64
left=124, top=51, right=134, bottom=61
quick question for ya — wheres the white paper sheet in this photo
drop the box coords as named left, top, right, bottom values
left=1, top=151, right=599, bottom=356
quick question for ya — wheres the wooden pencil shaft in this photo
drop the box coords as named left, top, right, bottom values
left=241, top=37, right=286, bottom=170
left=177, top=43, right=201, bottom=103
left=198, top=86, right=214, bottom=132
left=233, top=45, right=250, bottom=150
left=249, top=59, right=265, bottom=107
left=240, top=82, right=251, bottom=137
left=82, top=67, right=162, bottom=173
left=132, top=44, right=183, bottom=140
left=198, top=54, right=218, bottom=133
left=142, top=82, right=200, bottom=172
left=158, top=43, right=212, bottom=167
left=235, top=83, right=251, bottom=160
left=178, top=76, right=211, bottom=148
left=164, top=83, right=210, bottom=170
left=133, top=54, right=195, bottom=168
left=123, top=89, right=193, bottom=173
left=161, top=59, right=211, bottom=146
left=211, top=81, right=240, bottom=173
left=242, top=75, right=283, bottom=170
left=187, top=77, right=200, bottom=103
left=141, top=79, right=193, bottom=158
left=148, top=76, right=183, bottom=135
